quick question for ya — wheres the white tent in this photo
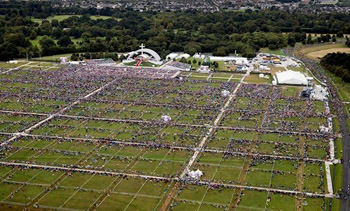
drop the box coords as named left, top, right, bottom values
left=275, top=70, right=308, bottom=85
left=161, top=115, right=171, bottom=123
left=188, top=169, right=203, bottom=179
left=166, top=53, right=179, bottom=60
left=221, top=90, right=230, bottom=97
left=177, top=53, right=190, bottom=60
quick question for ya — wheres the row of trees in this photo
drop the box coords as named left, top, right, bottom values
left=321, top=53, right=350, bottom=82
left=1, top=1, right=350, bottom=60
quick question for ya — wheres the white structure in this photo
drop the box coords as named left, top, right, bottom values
left=197, top=65, right=210, bottom=74
left=221, top=90, right=230, bottom=97
left=123, top=44, right=163, bottom=65
left=209, top=56, right=248, bottom=65
left=166, top=53, right=179, bottom=60
left=188, top=169, right=203, bottom=179
left=8, top=60, right=18, bottom=64
left=60, top=57, right=68, bottom=64
left=177, top=53, right=190, bottom=60
left=275, top=70, right=309, bottom=86
left=161, top=115, right=171, bottom=123
left=259, top=73, right=264, bottom=78
left=193, top=53, right=206, bottom=60
left=68, top=61, right=85, bottom=65
left=311, top=85, right=329, bottom=101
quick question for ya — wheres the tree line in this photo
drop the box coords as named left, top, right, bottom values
left=1, top=1, right=350, bottom=61
left=321, top=53, right=350, bottom=82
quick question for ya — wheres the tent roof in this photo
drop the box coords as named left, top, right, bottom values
left=276, top=70, right=308, bottom=85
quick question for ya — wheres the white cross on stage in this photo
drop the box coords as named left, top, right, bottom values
left=140, top=43, right=145, bottom=55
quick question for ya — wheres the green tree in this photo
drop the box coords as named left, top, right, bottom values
left=57, top=36, right=73, bottom=47
left=29, top=31, right=37, bottom=40
left=39, top=36, right=57, bottom=55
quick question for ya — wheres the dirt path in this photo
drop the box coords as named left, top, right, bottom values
left=306, top=48, right=350, bottom=60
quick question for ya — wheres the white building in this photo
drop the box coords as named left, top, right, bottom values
left=275, top=70, right=309, bottom=86
left=209, top=56, right=248, bottom=65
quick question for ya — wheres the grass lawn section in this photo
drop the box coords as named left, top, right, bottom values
left=30, top=170, right=64, bottom=185
left=238, top=190, right=267, bottom=209
left=302, top=197, right=325, bottom=211
left=244, top=170, right=271, bottom=187
left=271, top=173, right=296, bottom=189
left=139, top=181, right=169, bottom=197
left=203, top=188, right=234, bottom=204
left=98, top=193, right=133, bottom=210
left=0, top=183, right=22, bottom=201
left=172, top=201, right=200, bottom=211
left=213, top=166, right=242, bottom=182
left=33, top=53, right=72, bottom=62
left=333, top=164, right=343, bottom=194
left=0, top=167, right=12, bottom=178
left=82, top=175, right=116, bottom=190
left=60, top=173, right=93, bottom=187
left=114, top=178, right=144, bottom=193
left=39, top=187, right=79, bottom=207
left=126, top=196, right=161, bottom=211
left=177, top=185, right=207, bottom=201
left=154, top=161, right=183, bottom=176
left=8, top=185, right=45, bottom=204
left=63, top=190, right=101, bottom=210
left=131, top=160, right=161, bottom=174
left=266, top=194, right=296, bottom=211
left=8, top=169, right=41, bottom=182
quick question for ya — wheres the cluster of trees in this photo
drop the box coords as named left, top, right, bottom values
left=1, top=1, right=350, bottom=61
left=321, top=53, right=350, bottom=82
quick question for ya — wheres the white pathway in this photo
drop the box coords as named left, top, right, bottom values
left=180, top=69, right=251, bottom=178
left=325, top=161, right=334, bottom=195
